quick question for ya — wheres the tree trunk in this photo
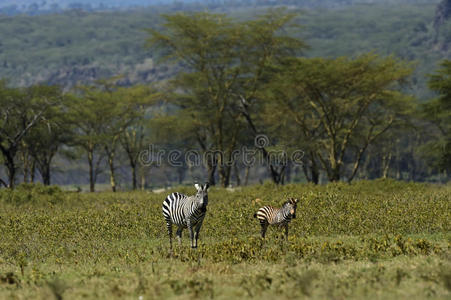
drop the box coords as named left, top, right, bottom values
left=22, top=152, right=29, bottom=184
left=309, top=152, right=319, bottom=184
left=382, top=152, right=392, bottom=179
left=329, top=166, right=341, bottom=182
left=348, top=145, right=371, bottom=183
left=177, top=167, right=186, bottom=185
left=442, top=169, right=448, bottom=183
left=285, top=161, right=291, bottom=183
left=395, top=147, right=402, bottom=180
left=0, top=178, right=7, bottom=187
left=239, top=98, right=287, bottom=185
left=140, top=167, right=147, bottom=191
left=302, top=163, right=310, bottom=182
left=207, top=163, right=216, bottom=186
left=5, top=154, right=16, bottom=189
left=125, top=148, right=138, bottom=190
left=131, top=162, right=137, bottom=190
left=317, top=152, right=340, bottom=183
left=219, top=164, right=231, bottom=187
left=268, top=163, right=286, bottom=185
left=41, top=163, right=51, bottom=185
left=88, top=150, right=95, bottom=192
left=362, top=151, right=371, bottom=179
left=302, top=156, right=319, bottom=184
left=244, top=166, right=250, bottom=186
left=108, top=155, right=116, bottom=192
left=409, top=151, right=417, bottom=181
left=311, top=163, right=319, bottom=185
left=234, top=164, right=241, bottom=186
left=30, top=159, right=36, bottom=183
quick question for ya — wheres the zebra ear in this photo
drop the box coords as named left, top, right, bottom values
left=204, top=182, right=210, bottom=190
left=195, top=183, right=201, bottom=191
left=294, top=198, right=299, bottom=203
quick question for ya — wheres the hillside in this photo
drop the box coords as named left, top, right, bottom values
left=0, top=1, right=448, bottom=99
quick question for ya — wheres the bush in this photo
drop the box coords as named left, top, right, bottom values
left=0, top=183, right=64, bottom=205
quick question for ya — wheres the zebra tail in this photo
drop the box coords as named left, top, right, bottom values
left=253, top=212, right=257, bottom=218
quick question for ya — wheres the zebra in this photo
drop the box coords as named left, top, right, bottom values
left=254, top=198, right=298, bottom=240
left=162, top=183, right=209, bottom=249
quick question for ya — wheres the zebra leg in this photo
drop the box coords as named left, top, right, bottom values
left=284, top=224, right=289, bottom=241
left=193, top=220, right=204, bottom=248
left=187, top=221, right=195, bottom=248
left=166, top=221, right=173, bottom=249
left=260, top=220, right=268, bottom=239
left=176, top=226, right=183, bottom=246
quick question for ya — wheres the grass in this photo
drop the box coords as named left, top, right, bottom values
left=0, top=179, right=450, bottom=299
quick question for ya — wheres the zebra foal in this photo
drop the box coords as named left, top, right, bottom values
left=254, top=198, right=298, bottom=240
left=162, top=183, right=209, bottom=249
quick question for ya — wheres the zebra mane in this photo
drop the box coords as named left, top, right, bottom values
left=283, top=198, right=298, bottom=206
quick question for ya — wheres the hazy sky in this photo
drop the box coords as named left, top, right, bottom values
left=0, top=0, right=441, bottom=10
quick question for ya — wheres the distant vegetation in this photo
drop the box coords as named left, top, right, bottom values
left=0, top=1, right=447, bottom=99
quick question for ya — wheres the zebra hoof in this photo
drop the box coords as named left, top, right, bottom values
left=191, top=246, right=197, bottom=249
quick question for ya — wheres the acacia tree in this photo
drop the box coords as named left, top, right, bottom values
left=97, top=83, right=150, bottom=192
left=262, top=87, right=324, bottom=184
left=21, top=85, right=68, bottom=185
left=120, top=120, right=147, bottom=190
left=68, top=81, right=157, bottom=192
left=147, top=10, right=305, bottom=186
left=0, top=82, right=57, bottom=188
left=148, top=12, right=247, bottom=187
left=262, top=54, right=415, bottom=182
left=118, top=85, right=159, bottom=190
left=421, top=60, right=451, bottom=178
left=67, top=87, right=108, bottom=192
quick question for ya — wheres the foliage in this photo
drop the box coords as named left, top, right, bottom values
left=262, top=54, right=416, bottom=182
left=0, top=82, right=61, bottom=188
left=421, top=59, right=451, bottom=173
left=66, top=81, right=157, bottom=192
left=20, top=85, right=69, bottom=185
left=0, top=183, right=63, bottom=205
left=147, top=10, right=306, bottom=186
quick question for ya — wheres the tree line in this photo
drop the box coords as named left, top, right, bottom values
left=0, top=10, right=449, bottom=190
left=0, top=79, right=158, bottom=191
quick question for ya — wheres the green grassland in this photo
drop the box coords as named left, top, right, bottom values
left=0, top=180, right=450, bottom=299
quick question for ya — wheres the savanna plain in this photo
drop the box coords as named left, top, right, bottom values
left=0, top=179, right=450, bottom=299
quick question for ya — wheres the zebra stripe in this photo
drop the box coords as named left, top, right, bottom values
left=254, top=198, right=298, bottom=239
left=162, top=184, right=209, bottom=249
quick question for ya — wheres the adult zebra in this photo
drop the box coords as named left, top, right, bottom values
left=254, top=198, right=298, bottom=240
left=162, top=183, right=209, bottom=249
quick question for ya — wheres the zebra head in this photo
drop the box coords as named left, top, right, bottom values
left=194, top=183, right=209, bottom=208
left=284, top=198, right=298, bottom=219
